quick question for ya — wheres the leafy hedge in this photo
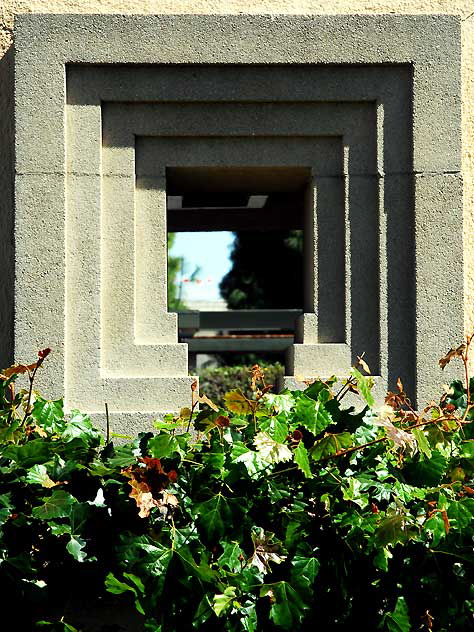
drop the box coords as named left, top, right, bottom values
left=197, top=364, right=284, bottom=406
left=0, top=340, right=474, bottom=631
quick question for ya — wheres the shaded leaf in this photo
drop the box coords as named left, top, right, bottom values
left=32, top=490, right=76, bottom=520
left=196, top=494, right=233, bottom=541
left=311, top=432, right=353, bottom=461
left=291, top=555, right=319, bottom=590
left=384, top=596, right=411, bottom=632
left=250, top=528, right=286, bottom=574
left=266, top=581, right=308, bottom=630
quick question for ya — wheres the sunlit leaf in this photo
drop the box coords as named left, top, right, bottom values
left=254, top=433, right=292, bottom=464
left=259, top=417, right=288, bottom=443
left=412, top=427, right=432, bottom=459
left=66, top=535, right=87, bottom=562
left=26, top=464, right=60, bottom=488
left=213, top=586, right=237, bottom=617
left=250, top=528, right=287, bottom=574
left=148, top=434, right=180, bottom=459
left=224, top=391, right=252, bottom=415
left=295, top=395, right=333, bottom=436
left=351, top=367, right=375, bottom=409
left=294, top=442, right=312, bottom=478
left=264, top=393, right=295, bottom=415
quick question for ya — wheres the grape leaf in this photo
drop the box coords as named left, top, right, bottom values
left=311, top=432, right=353, bottom=461
left=251, top=528, right=286, bottom=574
left=254, top=433, right=292, bottom=464
left=295, top=395, right=333, bottom=436
left=412, top=427, right=432, bottom=459
left=351, top=367, right=375, bottom=409
left=148, top=434, right=180, bottom=459
left=294, top=442, right=312, bottom=478
left=218, top=541, right=245, bottom=573
left=224, top=391, right=252, bottom=414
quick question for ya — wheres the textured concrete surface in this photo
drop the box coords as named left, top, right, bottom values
left=1, top=10, right=466, bottom=422
left=3, top=0, right=473, bottom=342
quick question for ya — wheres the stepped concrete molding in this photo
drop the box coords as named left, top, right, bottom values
left=8, top=14, right=462, bottom=430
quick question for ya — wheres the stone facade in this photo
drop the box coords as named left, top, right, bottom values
left=0, top=7, right=468, bottom=431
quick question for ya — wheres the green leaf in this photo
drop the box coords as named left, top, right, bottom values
left=3, top=439, right=51, bottom=468
left=412, top=427, right=432, bottom=459
left=193, top=595, right=214, bottom=628
left=375, top=514, right=406, bottom=547
left=50, top=523, right=71, bottom=536
left=295, top=395, right=333, bottom=436
left=196, top=494, right=233, bottom=542
left=259, top=416, right=288, bottom=443
left=213, top=586, right=237, bottom=617
left=447, top=500, right=474, bottom=530
left=202, top=451, right=225, bottom=478
left=460, top=441, right=474, bottom=459
left=424, top=513, right=447, bottom=547
left=231, top=442, right=268, bottom=478
left=31, top=397, right=66, bottom=434
left=264, top=393, right=295, bottom=415
left=402, top=450, right=447, bottom=486
left=61, top=411, right=100, bottom=444
left=148, top=433, right=180, bottom=459
left=26, top=464, right=58, bottom=488
left=294, top=442, right=312, bottom=478
left=66, top=536, right=87, bottom=562
left=311, top=432, right=353, bottom=461
left=383, top=596, right=411, bottom=632
left=105, top=572, right=137, bottom=595
left=291, top=555, right=319, bottom=590
left=218, top=541, right=245, bottom=573
left=350, top=367, right=375, bottom=408
left=32, top=490, right=76, bottom=520
left=265, top=581, right=308, bottom=630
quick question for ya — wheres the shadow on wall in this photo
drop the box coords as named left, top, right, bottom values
left=0, top=46, right=14, bottom=370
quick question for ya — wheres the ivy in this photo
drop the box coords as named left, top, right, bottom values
left=0, top=339, right=473, bottom=630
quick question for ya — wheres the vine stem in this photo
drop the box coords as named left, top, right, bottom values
left=21, top=363, right=41, bottom=427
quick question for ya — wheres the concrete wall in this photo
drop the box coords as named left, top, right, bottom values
left=0, top=1, right=472, bottom=407
left=1, top=1, right=473, bottom=345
